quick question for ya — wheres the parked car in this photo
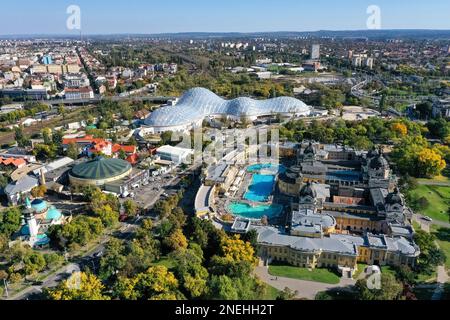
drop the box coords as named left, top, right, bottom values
left=422, top=216, right=433, bottom=222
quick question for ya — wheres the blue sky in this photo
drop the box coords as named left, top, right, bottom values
left=2, top=0, right=450, bottom=35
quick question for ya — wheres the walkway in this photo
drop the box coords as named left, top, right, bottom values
left=432, top=266, right=450, bottom=300
left=255, top=266, right=356, bottom=300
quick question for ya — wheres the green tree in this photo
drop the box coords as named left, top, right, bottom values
left=0, top=207, right=22, bottom=237
left=66, top=142, right=79, bottom=160
left=46, top=272, right=110, bottom=300
left=355, top=273, right=403, bottom=300
left=112, top=266, right=181, bottom=300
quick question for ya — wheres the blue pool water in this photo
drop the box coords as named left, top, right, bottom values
left=244, top=174, right=275, bottom=202
left=229, top=202, right=283, bottom=219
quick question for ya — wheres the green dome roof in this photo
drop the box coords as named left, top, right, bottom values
left=71, top=157, right=132, bottom=180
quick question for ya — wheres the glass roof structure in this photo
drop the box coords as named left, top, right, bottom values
left=145, top=87, right=311, bottom=127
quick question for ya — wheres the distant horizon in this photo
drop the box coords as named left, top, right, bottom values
left=2, top=0, right=450, bottom=35
left=1, top=28, right=450, bottom=38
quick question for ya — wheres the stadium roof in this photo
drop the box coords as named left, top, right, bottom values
left=145, top=87, right=311, bottom=127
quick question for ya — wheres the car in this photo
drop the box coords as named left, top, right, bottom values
left=422, top=216, right=433, bottom=222
left=94, top=251, right=103, bottom=258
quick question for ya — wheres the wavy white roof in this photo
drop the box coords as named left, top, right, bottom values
left=145, top=87, right=310, bottom=127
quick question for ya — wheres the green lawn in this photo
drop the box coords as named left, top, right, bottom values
left=268, top=264, right=341, bottom=284
left=262, top=285, right=280, bottom=300
left=381, top=265, right=397, bottom=277
left=353, top=263, right=368, bottom=279
left=408, top=185, right=450, bottom=223
left=431, top=225, right=450, bottom=272
left=151, top=257, right=176, bottom=270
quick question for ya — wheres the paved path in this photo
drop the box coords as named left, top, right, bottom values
left=413, top=214, right=450, bottom=230
left=417, top=181, right=450, bottom=187
left=255, top=266, right=356, bottom=300
left=432, top=266, right=449, bottom=300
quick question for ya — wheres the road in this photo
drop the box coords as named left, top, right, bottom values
left=34, top=94, right=174, bottom=106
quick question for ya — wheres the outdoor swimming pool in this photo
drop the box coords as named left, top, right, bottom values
left=244, top=174, right=275, bottom=202
left=228, top=202, right=283, bottom=219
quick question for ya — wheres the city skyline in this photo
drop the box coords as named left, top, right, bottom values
left=2, top=0, right=450, bottom=35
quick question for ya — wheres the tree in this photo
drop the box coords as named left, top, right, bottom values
left=46, top=272, right=110, bottom=300
left=23, top=252, right=46, bottom=276
left=41, top=127, right=52, bottom=145
left=58, top=104, right=66, bottom=124
left=355, top=273, right=403, bottom=300
left=123, top=199, right=138, bottom=217
left=32, top=143, right=57, bottom=161
left=48, top=216, right=104, bottom=249
left=14, top=126, right=28, bottom=147
left=164, top=229, right=188, bottom=252
left=113, top=266, right=181, bottom=300
left=99, top=238, right=127, bottom=281
left=391, top=122, right=408, bottom=137
left=66, top=142, right=79, bottom=160
left=208, top=275, right=238, bottom=300
left=277, top=287, right=298, bottom=300
left=93, top=204, right=119, bottom=228
left=171, top=244, right=208, bottom=298
left=0, top=207, right=22, bottom=237
left=52, top=130, right=64, bottom=146
left=416, top=148, right=446, bottom=178
left=414, top=230, right=446, bottom=275
left=416, top=101, right=432, bottom=120
left=379, top=94, right=387, bottom=113
left=31, top=185, right=47, bottom=198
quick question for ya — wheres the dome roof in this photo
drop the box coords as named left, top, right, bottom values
left=144, top=87, right=311, bottom=127
left=31, top=199, right=48, bottom=213
left=369, top=154, right=388, bottom=170
left=70, top=157, right=132, bottom=180
left=303, top=142, right=315, bottom=155
left=300, top=182, right=317, bottom=198
left=367, top=146, right=379, bottom=158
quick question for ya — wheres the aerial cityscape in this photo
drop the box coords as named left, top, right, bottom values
left=0, top=0, right=449, bottom=311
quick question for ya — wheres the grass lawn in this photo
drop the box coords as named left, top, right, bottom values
left=431, top=225, right=450, bottom=273
left=381, top=265, right=397, bottom=277
left=408, top=185, right=450, bottom=223
left=353, top=263, right=368, bottom=279
left=151, top=256, right=176, bottom=270
left=268, top=264, right=341, bottom=284
left=262, top=285, right=280, bottom=300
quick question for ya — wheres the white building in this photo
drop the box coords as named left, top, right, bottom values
left=156, top=145, right=194, bottom=165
